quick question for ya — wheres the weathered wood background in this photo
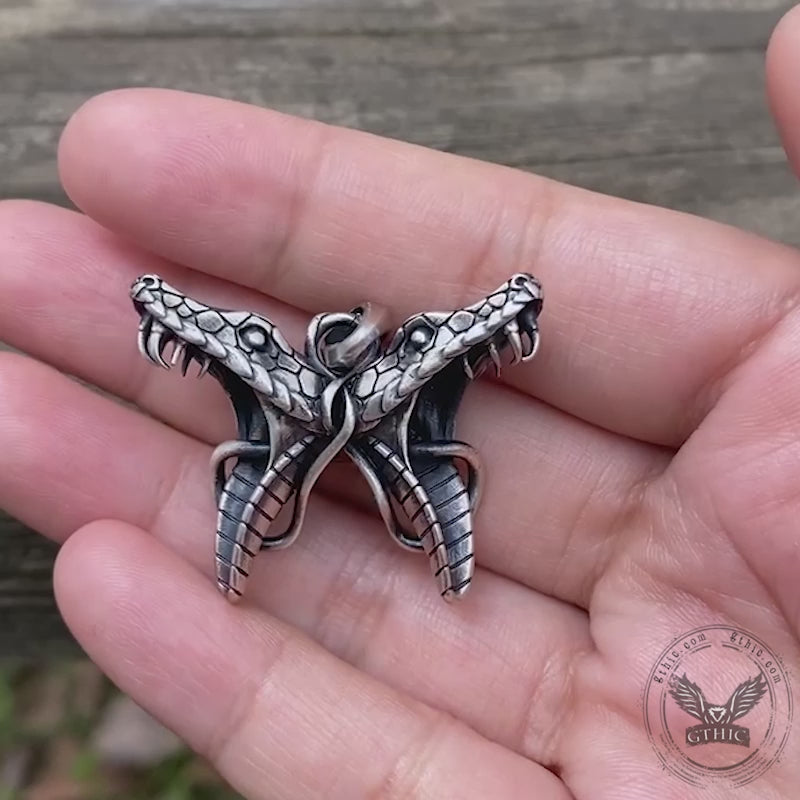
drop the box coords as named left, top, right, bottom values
left=1, top=0, right=798, bottom=656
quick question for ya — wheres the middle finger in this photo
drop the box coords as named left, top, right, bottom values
left=60, top=88, right=800, bottom=447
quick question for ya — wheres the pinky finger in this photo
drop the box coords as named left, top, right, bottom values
left=55, top=520, right=570, bottom=800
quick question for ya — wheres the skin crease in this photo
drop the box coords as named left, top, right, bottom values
left=0, top=6, right=799, bottom=799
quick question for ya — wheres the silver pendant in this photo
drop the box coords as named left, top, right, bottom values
left=131, top=273, right=543, bottom=602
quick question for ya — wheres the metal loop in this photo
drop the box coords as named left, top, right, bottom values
left=320, top=302, right=388, bottom=374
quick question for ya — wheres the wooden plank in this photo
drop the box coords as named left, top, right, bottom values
left=0, top=0, right=790, bottom=54
left=2, top=41, right=799, bottom=242
left=0, top=0, right=798, bottom=655
left=0, top=519, right=74, bottom=657
left=540, top=147, right=800, bottom=246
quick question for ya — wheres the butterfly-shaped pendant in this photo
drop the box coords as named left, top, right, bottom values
left=131, top=273, right=543, bottom=602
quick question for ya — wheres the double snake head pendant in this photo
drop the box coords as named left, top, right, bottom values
left=131, top=273, right=543, bottom=602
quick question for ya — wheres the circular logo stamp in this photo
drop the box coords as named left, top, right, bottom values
left=644, top=626, right=793, bottom=787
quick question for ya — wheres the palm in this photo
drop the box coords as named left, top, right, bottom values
left=2, top=14, right=800, bottom=800
left=566, top=440, right=799, bottom=798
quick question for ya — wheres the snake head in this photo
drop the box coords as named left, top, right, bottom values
left=352, top=273, right=543, bottom=428
left=132, top=274, right=335, bottom=602
left=130, top=274, right=325, bottom=433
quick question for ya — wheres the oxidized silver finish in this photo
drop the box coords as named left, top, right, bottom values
left=131, top=273, right=543, bottom=602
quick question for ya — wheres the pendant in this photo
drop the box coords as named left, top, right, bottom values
left=131, top=273, right=543, bottom=602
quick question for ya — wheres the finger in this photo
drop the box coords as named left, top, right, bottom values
left=693, top=2, right=800, bottom=634
left=0, top=202, right=664, bottom=605
left=0, top=353, right=590, bottom=762
left=667, top=305, right=800, bottom=639
left=767, top=4, right=800, bottom=175
left=55, top=522, right=572, bottom=800
left=0, top=199, right=299, bottom=444
left=59, top=88, right=800, bottom=446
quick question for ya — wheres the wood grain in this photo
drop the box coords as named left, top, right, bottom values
left=0, top=0, right=798, bottom=654
left=0, top=518, right=69, bottom=657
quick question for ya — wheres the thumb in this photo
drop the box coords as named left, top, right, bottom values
left=767, top=4, right=800, bottom=177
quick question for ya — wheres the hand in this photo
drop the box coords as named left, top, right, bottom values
left=2, top=10, right=800, bottom=800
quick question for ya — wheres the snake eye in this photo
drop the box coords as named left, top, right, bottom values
left=240, top=323, right=270, bottom=350
left=403, top=319, right=435, bottom=354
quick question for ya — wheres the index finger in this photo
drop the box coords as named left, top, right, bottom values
left=58, top=88, right=800, bottom=446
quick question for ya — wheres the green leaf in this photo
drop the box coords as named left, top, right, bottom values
left=71, top=748, right=100, bottom=782
left=160, top=783, right=192, bottom=800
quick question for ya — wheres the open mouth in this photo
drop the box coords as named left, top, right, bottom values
left=135, top=305, right=216, bottom=378
left=460, top=299, right=542, bottom=380
left=410, top=298, right=542, bottom=447
left=135, top=303, right=268, bottom=436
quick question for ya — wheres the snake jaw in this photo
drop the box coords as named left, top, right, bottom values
left=135, top=304, right=220, bottom=377
left=131, top=274, right=323, bottom=426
